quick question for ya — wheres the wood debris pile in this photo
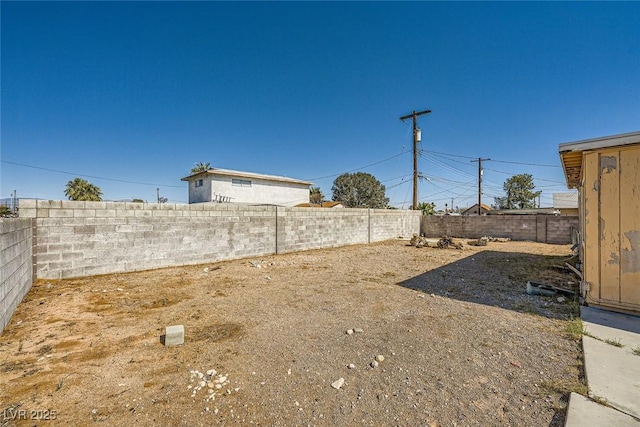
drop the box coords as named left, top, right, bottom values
left=410, top=234, right=463, bottom=250
left=467, top=236, right=511, bottom=246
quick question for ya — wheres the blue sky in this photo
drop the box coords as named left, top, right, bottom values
left=2, top=1, right=639, bottom=209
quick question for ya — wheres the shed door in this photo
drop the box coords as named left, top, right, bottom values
left=584, top=147, right=640, bottom=311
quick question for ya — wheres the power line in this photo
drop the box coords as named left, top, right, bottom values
left=423, top=149, right=560, bottom=167
left=1, top=160, right=184, bottom=188
left=304, top=150, right=411, bottom=181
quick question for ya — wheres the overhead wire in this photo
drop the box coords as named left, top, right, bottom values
left=1, top=160, right=184, bottom=188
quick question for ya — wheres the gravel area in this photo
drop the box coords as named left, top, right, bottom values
left=0, top=239, right=584, bottom=426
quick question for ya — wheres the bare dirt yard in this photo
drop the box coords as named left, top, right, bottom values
left=1, top=239, right=585, bottom=426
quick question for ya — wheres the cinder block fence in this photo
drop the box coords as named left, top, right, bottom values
left=0, top=218, right=34, bottom=333
left=421, top=215, right=578, bottom=244
left=19, top=200, right=421, bottom=280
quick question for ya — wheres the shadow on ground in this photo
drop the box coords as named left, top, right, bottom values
left=398, top=249, right=580, bottom=320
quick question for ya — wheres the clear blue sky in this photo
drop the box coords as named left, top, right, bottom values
left=2, top=1, right=639, bottom=209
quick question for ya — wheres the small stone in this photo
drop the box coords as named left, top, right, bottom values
left=218, top=376, right=228, bottom=383
left=348, top=363, right=356, bottom=369
left=371, top=360, right=379, bottom=368
left=346, top=329, right=354, bottom=335
left=430, top=294, right=436, bottom=297
left=199, top=381, right=206, bottom=387
left=331, top=378, right=345, bottom=390
left=197, top=372, right=204, bottom=379
left=206, top=369, right=217, bottom=376
left=207, top=382, right=215, bottom=388
left=203, top=267, right=209, bottom=273
left=376, top=355, right=385, bottom=362
left=354, top=328, right=364, bottom=333
left=557, top=297, right=566, bottom=303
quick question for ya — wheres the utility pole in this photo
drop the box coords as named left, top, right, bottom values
left=471, top=158, right=490, bottom=215
left=399, top=108, right=431, bottom=210
left=157, top=188, right=160, bottom=204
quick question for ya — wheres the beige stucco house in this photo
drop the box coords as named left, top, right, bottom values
left=559, top=131, right=640, bottom=314
left=181, top=167, right=312, bottom=207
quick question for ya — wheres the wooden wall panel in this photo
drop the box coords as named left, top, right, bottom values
left=599, top=150, right=620, bottom=302
left=620, top=147, right=640, bottom=307
left=583, top=152, right=600, bottom=301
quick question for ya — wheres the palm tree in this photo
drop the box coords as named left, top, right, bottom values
left=309, top=186, right=323, bottom=204
left=190, top=162, right=211, bottom=174
left=64, top=178, right=103, bottom=201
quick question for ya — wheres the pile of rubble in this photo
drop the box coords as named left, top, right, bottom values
left=188, top=368, right=238, bottom=403
left=409, top=234, right=462, bottom=250
left=410, top=234, right=510, bottom=249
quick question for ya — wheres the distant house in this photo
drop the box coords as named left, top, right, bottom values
left=294, top=201, right=344, bottom=208
left=461, top=203, right=492, bottom=215
left=553, top=192, right=579, bottom=216
left=181, top=167, right=312, bottom=207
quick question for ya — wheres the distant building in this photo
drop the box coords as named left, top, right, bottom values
left=552, top=192, right=579, bottom=216
left=181, top=167, right=312, bottom=207
left=461, top=203, right=492, bottom=215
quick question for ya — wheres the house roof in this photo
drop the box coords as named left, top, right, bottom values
left=461, top=203, right=492, bottom=214
left=559, top=131, right=640, bottom=189
left=295, top=201, right=344, bottom=208
left=181, top=167, right=313, bottom=186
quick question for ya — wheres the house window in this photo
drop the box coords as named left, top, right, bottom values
left=195, top=179, right=203, bottom=187
left=232, top=178, right=251, bottom=187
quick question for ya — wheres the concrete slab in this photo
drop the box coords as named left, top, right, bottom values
left=165, top=325, right=184, bottom=346
left=579, top=306, right=640, bottom=420
left=565, top=393, right=639, bottom=426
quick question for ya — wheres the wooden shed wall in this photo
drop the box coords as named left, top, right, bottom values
left=582, top=144, right=640, bottom=313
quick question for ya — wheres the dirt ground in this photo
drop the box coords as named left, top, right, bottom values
left=0, top=239, right=584, bottom=426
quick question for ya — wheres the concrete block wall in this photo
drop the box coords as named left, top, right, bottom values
left=421, top=215, right=578, bottom=244
left=20, top=200, right=421, bottom=279
left=1, top=218, right=34, bottom=334
left=275, top=207, right=370, bottom=254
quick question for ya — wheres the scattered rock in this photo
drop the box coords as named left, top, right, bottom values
left=203, top=267, right=209, bottom=273
left=346, top=329, right=354, bottom=335
left=348, top=363, right=356, bottom=369
left=557, top=297, right=566, bottom=303
left=511, top=361, right=522, bottom=368
left=331, top=378, right=345, bottom=390
left=376, top=355, right=385, bottom=362
left=354, top=328, right=364, bottom=333
left=371, top=360, right=379, bottom=368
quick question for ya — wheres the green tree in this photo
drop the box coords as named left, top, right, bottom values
left=309, top=186, right=323, bottom=204
left=190, top=162, right=211, bottom=174
left=417, top=202, right=436, bottom=215
left=64, top=178, right=103, bottom=201
left=0, top=205, right=11, bottom=216
left=132, top=198, right=145, bottom=203
left=494, top=174, right=541, bottom=209
left=331, top=172, right=389, bottom=208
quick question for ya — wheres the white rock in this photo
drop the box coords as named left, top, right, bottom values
left=346, top=329, right=354, bottom=335
left=371, top=360, right=379, bottom=368
left=348, top=363, right=356, bottom=369
left=199, top=381, right=206, bottom=388
left=331, top=378, right=345, bottom=390
left=354, top=328, right=364, bottom=333
left=206, top=369, right=217, bottom=376
left=218, top=376, right=227, bottom=383
left=376, top=355, right=385, bottom=362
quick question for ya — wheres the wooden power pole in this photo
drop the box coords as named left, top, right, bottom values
left=399, top=109, right=431, bottom=210
left=471, top=158, right=490, bottom=215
